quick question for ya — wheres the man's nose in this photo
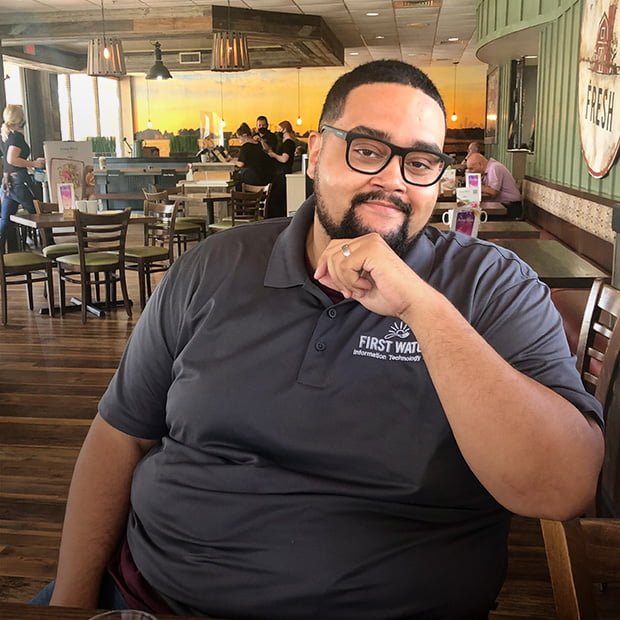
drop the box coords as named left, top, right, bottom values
left=370, top=154, right=407, bottom=192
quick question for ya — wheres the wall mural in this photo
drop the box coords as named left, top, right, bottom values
left=578, top=0, right=620, bottom=178
left=131, top=65, right=488, bottom=153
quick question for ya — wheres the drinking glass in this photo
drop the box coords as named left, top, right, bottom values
left=88, top=611, right=158, bottom=620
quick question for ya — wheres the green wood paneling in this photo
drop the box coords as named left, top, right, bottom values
left=481, top=0, right=619, bottom=202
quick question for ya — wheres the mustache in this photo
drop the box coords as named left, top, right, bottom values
left=350, top=190, right=411, bottom=215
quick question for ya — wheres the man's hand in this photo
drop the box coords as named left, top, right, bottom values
left=313, top=232, right=423, bottom=318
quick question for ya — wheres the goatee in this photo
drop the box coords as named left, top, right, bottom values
left=314, top=170, right=418, bottom=257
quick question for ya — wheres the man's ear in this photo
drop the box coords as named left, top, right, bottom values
left=306, top=131, right=322, bottom=180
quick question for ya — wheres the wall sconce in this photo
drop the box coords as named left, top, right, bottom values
left=87, top=0, right=126, bottom=78
left=146, top=42, right=173, bottom=80
left=211, top=2, right=250, bottom=72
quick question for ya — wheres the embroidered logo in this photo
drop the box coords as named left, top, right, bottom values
left=384, top=320, right=411, bottom=340
left=352, top=321, right=422, bottom=363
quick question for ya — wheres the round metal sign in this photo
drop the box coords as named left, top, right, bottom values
left=578, top=0, right=620, bottom=179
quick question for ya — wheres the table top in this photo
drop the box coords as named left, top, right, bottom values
left=0, top=602, right=213, bottom=619
left=174, top=192, right=231, bottom=202
left=433, top=220, right=540, bottom=240
left=495, top=239, right=610, bottom=288
left=11, top=212, right=156, bottom=229
left=433, top=202, right=508, bottom=214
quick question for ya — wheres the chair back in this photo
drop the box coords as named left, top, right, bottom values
left=541, top=517, right=620, bottom=619
left=575, top=280, right=620, bottom=517
left=143, top=200, right=179, bottom=262
left=33, top=200, right=76, bottom=247
left=576, top=279, right=620, bottom=405
left=142, top=189, right=171, bottom=205
left=242, top=183, right=272, bottom=218
left=74, top=208, right=131, bottom=268
left=230, top=190, right=264, bottom=225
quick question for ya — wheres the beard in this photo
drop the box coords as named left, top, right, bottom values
left=313, top=163, right=419, bottom=258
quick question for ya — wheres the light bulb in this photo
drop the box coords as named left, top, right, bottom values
left=296, top=117, right=302, bottom=125
left=451, top=113, right=458, bottom=122
left=147, top=119, right=153, bottom=129
left=103, top=46, right=111, bottom=60
left=221, top=119, right=226, bottom=128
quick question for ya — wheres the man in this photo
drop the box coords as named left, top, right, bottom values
left=45, top=61, right=603, bottom=619
left=454, top=140, right=483, bottom=171
left=254, top=114, right=279, bottom=151
left=466, top=152, right=522, bottom=218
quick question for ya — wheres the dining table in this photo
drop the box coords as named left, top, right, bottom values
left=433, top=220, right=540, bottom=240
left=0, top=602, right=215, bottom=619
left=9, top=210, right=157, bottom=318
left=10, top=211, right=156, bottom=230
left=431, top=202, right=507, bottom=221
left=173, top=192, right=232, bottom=226
left=495, top=239, right=610, bottom=288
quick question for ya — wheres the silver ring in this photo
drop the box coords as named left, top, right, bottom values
left=341, top=244, right=351, bottom=257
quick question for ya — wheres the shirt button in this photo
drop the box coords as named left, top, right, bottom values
left=315, top=341, right=326, bottom=351
left=327, top=308, right=337, bottom=319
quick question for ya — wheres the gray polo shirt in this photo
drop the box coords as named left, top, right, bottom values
left=100, top=198, right=601, bottom=619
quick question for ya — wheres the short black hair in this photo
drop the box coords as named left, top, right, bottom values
left=319, top=60, right=445, bottom=126
left=256, top=115, right=268, bottom=124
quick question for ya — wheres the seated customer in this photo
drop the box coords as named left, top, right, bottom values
left=40, top=59, right=602, bottom=620
left=466, top=153, right=522, bottom=218
left=233, top=122, right=275, bottom=187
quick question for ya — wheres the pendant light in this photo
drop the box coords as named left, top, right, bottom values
left=219, top=74, right=226, bottom=129
left=211, top=1, right=250, bottom=72
left=450, top=61, right=458, bottom=123
left=296, top=68, right=302, bottom=126
left=146, top=80, right=153, bottom=129
left=146, top=41, right=173, bottom=80
left=87, top=0, right=126, bottom=78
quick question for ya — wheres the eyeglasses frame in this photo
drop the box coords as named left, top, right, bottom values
left=320, top=125, right=453, bottom=187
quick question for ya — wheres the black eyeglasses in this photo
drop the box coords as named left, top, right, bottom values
left=320, top=125, right=452, bottom=187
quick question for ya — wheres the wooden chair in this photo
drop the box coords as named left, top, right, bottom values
left=541, top=517, right=620, bottom=619
left=0, top=251, right=55, bottom=324
left=576, top=279, right=620, bottom=406
left=575, top=280, right=620, bottom=517
left=242, top=182, right=272, bottom=218
left=56, top=208, right=132, bottom=323
left=208, top=190, right=264, bottom=233
left=33, top=200, right=79, bottom=261
left=142, top=189, right=204, bottom=252
left=124, top=200, right=178, bottom=310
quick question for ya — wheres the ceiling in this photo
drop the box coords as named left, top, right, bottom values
left=0, top=0, right=486, bottom=73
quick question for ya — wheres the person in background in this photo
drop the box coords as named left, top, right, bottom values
left=0, top=104, right=45, bottom=252
left=39, top=60, right=602, bottom=620
left=264, top=120, right=297, bottom=175
left=262, top=120, right=298, bottom=218
left=233, top=122, right=275, bottom=188
left=466, top=152, right=522, bottom=219
left=454, top=140, right=483, bottom=171
left=254, top=115, right=279, bottom=152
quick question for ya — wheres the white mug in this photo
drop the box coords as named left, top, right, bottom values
left=442, top=207, right=487, bottom=237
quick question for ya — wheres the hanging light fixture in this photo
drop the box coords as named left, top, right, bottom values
left=219, top=74, right=226, bottom=128
left=211, top=2, right=250, bottom=72
left=146, top=41, right=173, bottom=80
left=296, top=68, right=302, bottom=126
left=87, top=0, right=126, bottom=78
left=450, top=61, right=458, bottom=123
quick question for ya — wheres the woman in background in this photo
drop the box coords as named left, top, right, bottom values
left=0, top=104, right=45, bottom=252
left=262, top=120, right=297, bottom=217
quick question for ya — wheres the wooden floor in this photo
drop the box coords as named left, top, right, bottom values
left=0, top=227, right=612, bottom=618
